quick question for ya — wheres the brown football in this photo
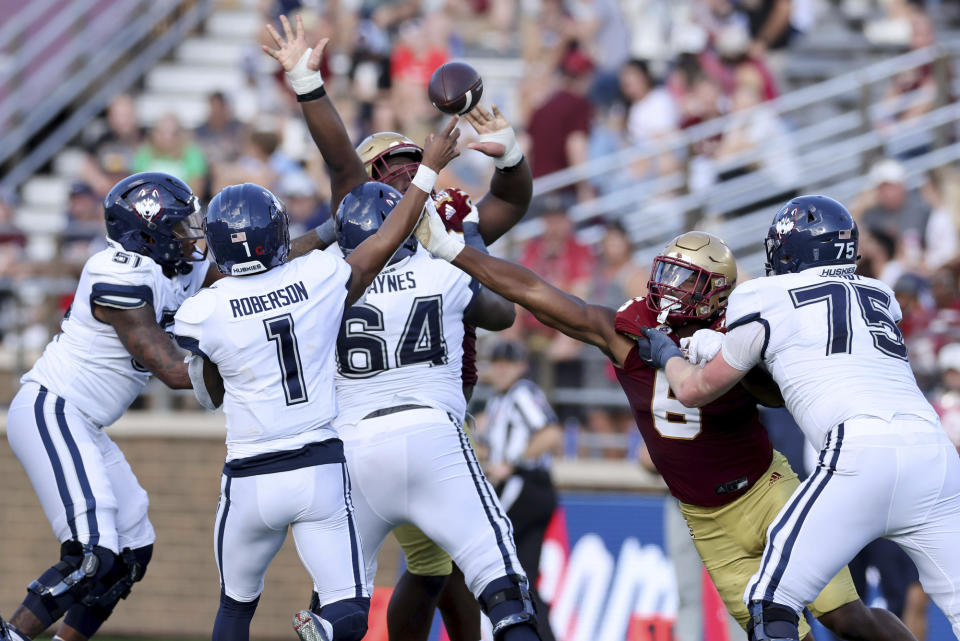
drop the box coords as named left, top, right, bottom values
left=428, top=61, right=483, bottom=115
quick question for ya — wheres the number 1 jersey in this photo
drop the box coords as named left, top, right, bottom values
left=333, top=250, right=478, bottom=428
left=173, top=250, right=351, bottom=459
left=722, top=265, right=938, bottom=448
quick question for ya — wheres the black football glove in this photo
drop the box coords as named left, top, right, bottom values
left=637, top=326, right=684, bottom=369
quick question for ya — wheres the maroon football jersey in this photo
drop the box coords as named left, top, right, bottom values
left=614, top=297, right=773, bottom=507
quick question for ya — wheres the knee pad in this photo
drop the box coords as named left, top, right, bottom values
left=62, top=544, right=153, bottom=637
left=747, top=600, right=801, bottom=641
left=317, top=597, right=369, bottom=641
left=479, top=575, right=538, bottom=641
left=24, top=542, right=117, bottom=626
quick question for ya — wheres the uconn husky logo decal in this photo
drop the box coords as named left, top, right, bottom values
left=774, top=208, right=797, bottom=238
left=132, top=188, right=163, bottom=222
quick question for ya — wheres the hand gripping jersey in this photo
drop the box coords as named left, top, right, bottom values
left=23, top=240, right=206, bottom=426
left=721, top=265, right=938, bottom=448
left=333, top=249, right=479, bottom=427
left=173, top=250, right=351, bottom=459
left=614, top=298, right=773, bottom=507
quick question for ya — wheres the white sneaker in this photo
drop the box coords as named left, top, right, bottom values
left=292, top=610, right=331, bottom=641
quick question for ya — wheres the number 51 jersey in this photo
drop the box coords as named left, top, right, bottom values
left=333, top=250, right=478, bottom=428
left=173, top=250, right=352, bottom=459
left=724, top=265, right=938, bottom=448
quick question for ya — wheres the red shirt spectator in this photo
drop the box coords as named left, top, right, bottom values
left=390, top=44, right=448, bottom=87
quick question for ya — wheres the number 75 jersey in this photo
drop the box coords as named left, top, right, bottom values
left=333, top=250, right=478, bottom=428
left=725, top=265, right=937, bottom=447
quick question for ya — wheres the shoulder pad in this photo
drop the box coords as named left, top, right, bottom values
left=85, top=247, right=156, bottom=282
left=175, top=289, right=217, bottom=325
left=614, top=296, right=656, bottom=338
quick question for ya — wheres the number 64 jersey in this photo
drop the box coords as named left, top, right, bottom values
left=721, top=265, right=938, bottom=448
left=333, top=249, right=478, bottom=428
left=173, top=250, right=352, bottom=459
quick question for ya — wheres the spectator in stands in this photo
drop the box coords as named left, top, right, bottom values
left=619, top=58, right=679, bottom=149
left=934, top=343, right=960, bottom=452
left=0, top=195, right=26, bottom=279
left=519, top=197, right=594, bottom=421
left=132, top=113, right=208, bottom=193
left=929, top=265, right=960, bottom=312
left=59, top=183, right=107, bottom=273
left=390, top=15, right=450, bottom=131
left=893, top=273, right=933, bottom=342
left=81, top=93, right=144, bottom=197
left=586, top=102, right=632, bottom=195
left=278, top=171, right=330, bottom=238
left=568, top=0, right=631, bottom=106
left=526, top=47, right=595, bottom=201
left=877, top=8, right=939, bottom=145
left=858, top=228, right=904, bottom=287
left=922, top=167, right=960, bottom=270
left=584, top=221, right=644, bottom=457
left=194, top=92, right=246, bottom=168
left=859, top=158, right=930, bottom=266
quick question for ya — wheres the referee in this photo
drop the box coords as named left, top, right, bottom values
left=478, top=341, right=563, bottom=641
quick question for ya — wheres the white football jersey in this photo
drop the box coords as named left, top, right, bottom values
left=333, top=249, right=478, bottom=428
left=722, top=265, right=937, bottom=447
left=23, top=240, right=207, bottom=427
left=174, top=250, right=352, bottom=460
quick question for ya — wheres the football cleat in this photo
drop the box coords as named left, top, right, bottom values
left=293, top=609, right=331, bottom=641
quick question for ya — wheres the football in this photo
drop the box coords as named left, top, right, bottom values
left=428, top=61, right=483, bottom=115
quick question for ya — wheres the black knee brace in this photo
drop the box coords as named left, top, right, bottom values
left=62, top=544, right=153, bottom=637
left=318, top=597, right=370, bottom=641
left=747, top=600, right=801, bottom=641
left=479, top=575, right=538, bottom=641
left=23, top=541, right=117, bottom=627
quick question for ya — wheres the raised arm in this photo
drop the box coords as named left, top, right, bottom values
left=263, top=15, right=368, bottom=212
left=345, top=118, right=461, bottom=304
left=93, top=304, right=190, bottom=389
left=464, top=105, right=533, bottom=244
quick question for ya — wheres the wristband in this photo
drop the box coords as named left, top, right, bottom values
left=315, top=217, right=336, bottom=246
left=296, top=85, right=327, bottom=102
left=286, top=48, right=324, bottom=95
left=411, top=164, right=438, bottom=194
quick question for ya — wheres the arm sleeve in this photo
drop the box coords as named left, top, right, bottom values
left=86, top=251, right=155, bottom=310
left=721, top=322, right=766, bottom=372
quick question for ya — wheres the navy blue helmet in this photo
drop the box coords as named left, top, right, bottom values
left=764, top=195, right=859, bottom=276
left=205, top=183, right=290, bottom=276
left=104, top=172, right=205, bottom=273
left=336, top=181, right=417, bottom=263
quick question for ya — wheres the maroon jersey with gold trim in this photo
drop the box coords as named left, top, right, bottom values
left=614, top=297, right=773, bottom=507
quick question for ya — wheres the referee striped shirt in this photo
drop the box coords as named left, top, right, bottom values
left=483, top=379, right=558, bottom=470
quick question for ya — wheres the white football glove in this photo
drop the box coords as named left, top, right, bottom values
left=680, top=328, right=724, bottom=367
left=415, top=199, right=466, bottom=262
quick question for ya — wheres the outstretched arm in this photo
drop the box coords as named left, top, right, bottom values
left=464, top=105, right=532, bottom=244
left=345, top=118, right=461, bottom=304
left=264, top=15, right=368, bottom=212
left=94, top=304, right=190, bottom=389
left=416, top=207, right=631, bottom=363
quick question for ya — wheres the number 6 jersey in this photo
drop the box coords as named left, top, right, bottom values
left=721, top=265, right=938, bottom=448
left=613, top=297, right=773, bottom=507
left=173, top=249, right=352, bottom=460
left=333, top=249, right=478, bottom=428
